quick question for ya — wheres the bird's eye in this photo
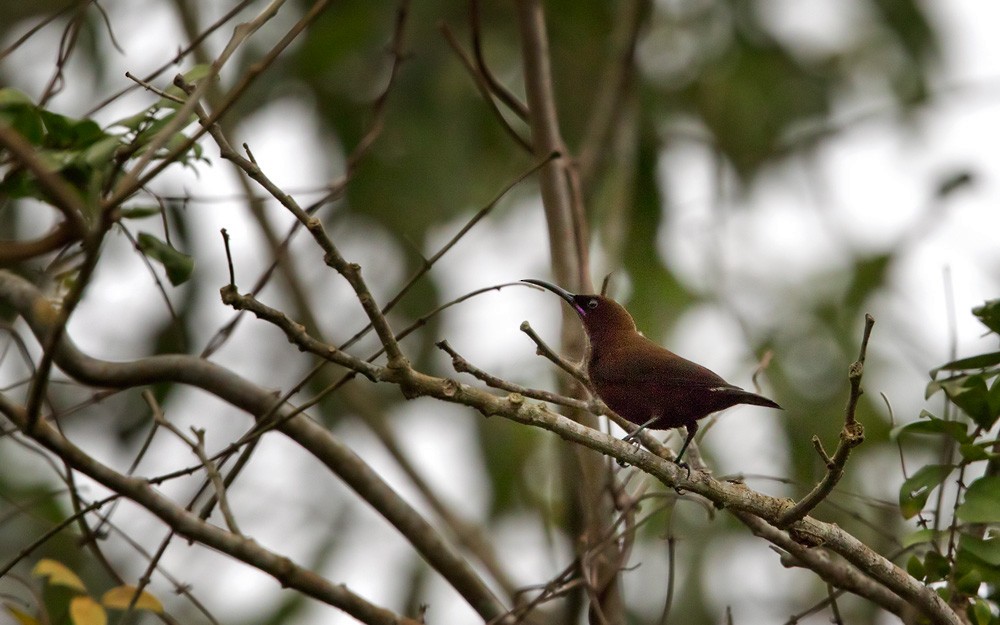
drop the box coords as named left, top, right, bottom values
left=586, top=299, right=599, bottom=310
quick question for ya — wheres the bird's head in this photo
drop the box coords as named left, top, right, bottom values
left=522, top=279, right=637, bottom=339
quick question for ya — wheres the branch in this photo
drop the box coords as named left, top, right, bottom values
left=386, top=366, right=958, bottom=625
left=0, top=221, right=78, bottom=265
left=777, top=314, right=874, bottom=527
left=514, top=0, right=589, bottom=291
left=734, top=510, right=908, bottom=616
left=440, top=22, right=532, bottom=152
left=436, top=339, right=595, bottom=412
left=145, top=390, right=242, bottom=535
left=219, top=285, right=383, bottom=382
left=103, top=0, right=332, bottom=210
left=0, top=269, right=511, bottom=625
left=335, top=153, right=556, bottom=354
left=104, top=0, right=288, bottom=208
left=518, top=320, right=587, bottom=385
left=0, top=124, right=88, bottom=238
left=0, top=393, right=420, bottom=625
left=0, top=272, right=959, bottom=625
left=469, top=0, right=529, bottom=120
left=177, top=78, right=406, bottom=368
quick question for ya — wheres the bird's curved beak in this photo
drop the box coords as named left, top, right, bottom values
left=522, top=279, right=583, bottom=313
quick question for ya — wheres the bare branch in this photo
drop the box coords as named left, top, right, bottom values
left=440, top=22, right=532, bottom=152
left=777, top=314, right=873, bottom=527
left=519, top=320, right=587, bottom=384
left=436, top=339, right=595, bottom=412
left=0, top=269, right=512, bottom=625
left=469, top=0, right=529, bottom=120
left=144, top=390, right=242, bottom=535
left=0, top=393, right=421, bottom=625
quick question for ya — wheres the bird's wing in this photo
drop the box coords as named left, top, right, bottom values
left=592, top=337, right=734, bottom=389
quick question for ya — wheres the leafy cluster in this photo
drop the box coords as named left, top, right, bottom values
left=0, top=77, right=205, bottom=285
left=4, top=559, right=162, bottom=625
left=898, top=300, right=1000, bottom=624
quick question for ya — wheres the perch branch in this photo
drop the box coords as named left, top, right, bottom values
left=0, top=273, right=958, bottom=625
left=436, top=339, right=596, bottom=412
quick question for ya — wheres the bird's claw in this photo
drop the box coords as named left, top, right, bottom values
left=674, top=458, right=691, bottom=480
left=616, top=432, right=643, bottom=467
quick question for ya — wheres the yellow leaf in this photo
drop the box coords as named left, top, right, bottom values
left=69, top=596, right=106, bottom=625
left=101, top=586, right=164, bottom=613
left=3, top=602, right=42, bottom=625
left=31, top=559, right=86, bottom=592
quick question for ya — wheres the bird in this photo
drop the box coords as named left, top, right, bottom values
left=523, top=278, right=781, bottom=467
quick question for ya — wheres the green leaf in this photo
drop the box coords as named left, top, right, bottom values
left=0, top=100, right=44, bottom=144
left=892, top=411, right=969, bottom=444
left=906, top=554, right=925, bottom=580
left=81, top=136, right=122, bottom=167
left=973, top=299, right=1000, bottom=335
left=956, top=476, right=1000, bottom=523
left=959, top=535, right=1000, bottom=567
left=110, top=108, right=155, bottom=131
left=182, top=63, right=212, bottom=83
left=39, top=110, right=105, bottom=150
left=119, top=206, right=161, bottom=219
left=942, top=375, right=998, bottom=430
left=136, top=232, right=194, bottom=286
left=923, top=550, right=950, bottom=583
left=899, top=464, right=953, bottom=519
left=0, top=87, right=34, bottom=107
left=971, top=598, right=992, bottom=625
left=956, top=568, right=982, bottom=595
left=930, top=351, right=1000, bottom=377
left=958, top=443, right=992, bottom=462
left=901, top=527, right=941, bottom=548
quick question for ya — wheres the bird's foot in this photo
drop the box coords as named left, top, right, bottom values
left=674, top=458, right=691, bottom=480
left=616, top=432, right=644, bottom=467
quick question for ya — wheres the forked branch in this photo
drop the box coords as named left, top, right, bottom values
left=777, top=314, right=874, bottom=527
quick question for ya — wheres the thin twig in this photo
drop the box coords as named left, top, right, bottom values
left=469, top=0, right=529, bottom=120
left=776, top=314, right=874, bottom=527
left=199, top=3, right=408, bottom=359
left=145, top=391, right=242, bottom=535
left=440, top=22, right=532, bottom=152
left=105, top=0, right=289, bottom=208
left=519, top=320, right=587, bottom=384
left=0, top=270, right=965, bottom=625
left=103, top=0, right=331, bottom=210
left=220, top=228, right=235, bottom=287
left=335, top=152, right=557, bottom=353
left=436, top=339, right=595, bottom=412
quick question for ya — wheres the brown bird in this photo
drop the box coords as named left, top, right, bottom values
left=524, top=279, right=781, bottom=466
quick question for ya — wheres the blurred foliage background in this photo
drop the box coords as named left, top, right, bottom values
left=1, top=0, right=996, bottom=624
